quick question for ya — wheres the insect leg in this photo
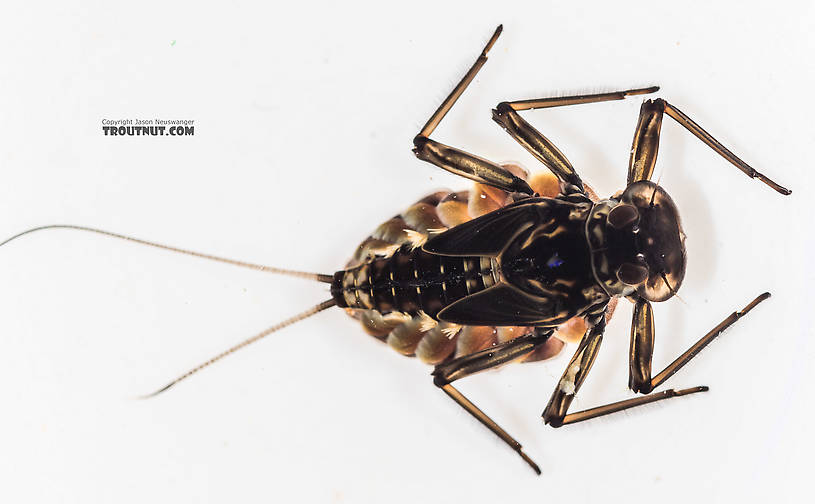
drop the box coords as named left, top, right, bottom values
left=629, top=292, right=771, bottom=394
left=542, top=311, right=707, bottom=427
left=412, top=25, right=534, bottom=196
left=491, top=87, right=659, bottom=195
left=542, top=314, right=605, bottom=427
left=627, top=99, right=790, bottom=195
left=439, top=385, right=541, bottom=474
left=628, top=298, right=656, bottom=393
left=432, top=328, right=553, bottom=475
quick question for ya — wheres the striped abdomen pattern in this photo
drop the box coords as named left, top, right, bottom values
left=331, top=248, right=499, bottom=319
left=334, top=165, right=613, bottom=366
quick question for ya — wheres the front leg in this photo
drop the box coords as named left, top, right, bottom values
left=543, top=308, right=708, bottom=428
left=628, top=293, right=771, bottom=394
left=627, top=98, right=790, bottom=194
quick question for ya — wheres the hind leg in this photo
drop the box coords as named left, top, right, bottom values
left=431, top=328, right=553, bottom=475
left=411, top=26, right=534, bottom=196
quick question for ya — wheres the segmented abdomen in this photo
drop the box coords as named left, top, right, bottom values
left=338, top=164, right=612, bottom=366
left=331, top=249, right=499, bottom=319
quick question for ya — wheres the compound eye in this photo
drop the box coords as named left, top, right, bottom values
left=607, top=203, right=640, bottom=230
left=617, top=262, right=649, bottom=285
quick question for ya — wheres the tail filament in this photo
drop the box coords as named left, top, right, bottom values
left=140, top=299, right=336, bottom=398
left=0, top=224, right=333, bottom=283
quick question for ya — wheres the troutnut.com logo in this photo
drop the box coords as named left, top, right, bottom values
left=102, top=119, right=195, bottom=136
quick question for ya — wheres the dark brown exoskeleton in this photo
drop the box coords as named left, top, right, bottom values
left=1, top=26, right=790, bottom=474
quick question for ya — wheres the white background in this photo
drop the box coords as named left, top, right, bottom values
left=0, top=1, right=812, bottom=503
